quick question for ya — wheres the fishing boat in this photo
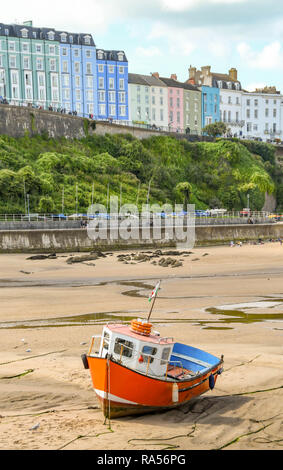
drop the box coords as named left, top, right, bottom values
left=81, top=281, right=224, bottom=418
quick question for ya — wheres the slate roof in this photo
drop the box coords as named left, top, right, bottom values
left=96, top=49, right=128, bottom=62
left=0, top=22, right=95, bottom=46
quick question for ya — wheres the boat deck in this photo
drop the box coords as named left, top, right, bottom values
left=167, top=365, right=196, bottom=380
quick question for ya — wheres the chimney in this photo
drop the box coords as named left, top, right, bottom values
left=201, top=65, right=211, bottom=76
left=152, top=72, right=159, bottom=78
left=189, top=65, right=196, bottom=80
left=171, top=74, right=177, bottom=81
left=229, top=68, right=238, bottom=81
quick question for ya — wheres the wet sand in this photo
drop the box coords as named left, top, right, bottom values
left=0, top=243, right=283, bottom=450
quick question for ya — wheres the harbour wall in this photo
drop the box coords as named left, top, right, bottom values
left=0, top=223, right=283, bottom=253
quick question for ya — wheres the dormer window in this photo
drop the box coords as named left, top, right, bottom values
left=47, top=31, right=55, bottom=41
left=69, top=35, right=73, bottom=43
left=84, top=35, right=91, bottom=45
left=60, top=33, right=67, bottom=43
left=21, top=29, right=28, bottom=38
left=218, top=81, right=222, bottom=88
left=235, top=83, right=240, bottom=91
left=97, top=50, right=104, bottom=60
left=227, top=82, right=232, bottom=89
left=117, top=52, right=124, bottom=61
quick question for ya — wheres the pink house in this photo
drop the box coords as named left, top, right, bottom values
left=158, top=74, right=184, bottom=132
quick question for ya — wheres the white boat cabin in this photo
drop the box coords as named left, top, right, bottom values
left=98, top=323, right=175, bottom=377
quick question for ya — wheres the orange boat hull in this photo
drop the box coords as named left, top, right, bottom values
left=86, top=355, right=223, bottom=418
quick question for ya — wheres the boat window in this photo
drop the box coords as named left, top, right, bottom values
left=102, top=332, right=110, bottom=350
left=161, top=347, right=171, bottom=365
left=141, top=345, right=157, bottom=364
left=114, top=338, right=133, bottom=358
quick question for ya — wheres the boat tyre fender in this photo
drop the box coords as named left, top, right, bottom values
left=209, top=374, right=215, bottom=390
left=81, top=354, right=89, bottom=370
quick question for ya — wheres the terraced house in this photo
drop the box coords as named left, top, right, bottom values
left=0, top=22, right=61, bottom=109
left=96, top=49, right=129, bottom=121
left=0, top=21, right=98, bottom=117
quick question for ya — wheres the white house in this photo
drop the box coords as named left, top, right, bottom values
left=220, top=88, right=245, bottom=137
left=241, top=87, right=282, bottom=142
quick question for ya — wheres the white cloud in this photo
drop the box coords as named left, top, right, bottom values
left=136, top=46, right=162, bottom=57
left=237, top=41, right=283, bottom=69
left=148, top=22, right=195, bottom=56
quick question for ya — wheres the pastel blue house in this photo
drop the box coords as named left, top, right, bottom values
left=201, top=85, right=220, bottom=129
left=96, top=49, right=129, bottom=121
left=59, top=31, right=97, bottom=117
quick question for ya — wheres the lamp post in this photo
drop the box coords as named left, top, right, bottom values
left=27, top=194, right=30, bottom=221
left=247, top=193, right=250, bottom=211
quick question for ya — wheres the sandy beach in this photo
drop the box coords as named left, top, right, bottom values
left=0, top=243, right=282, bottom=450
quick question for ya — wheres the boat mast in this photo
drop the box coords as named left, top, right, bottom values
left=147, top=280, right=161, bottom=323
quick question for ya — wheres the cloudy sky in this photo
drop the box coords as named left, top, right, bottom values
left=2, top=0, right=283, bottom=91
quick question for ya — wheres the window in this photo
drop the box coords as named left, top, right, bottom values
left=109, top=78, right=114, bottom=89
left=176, top=111, right=180, bottom=123
left=84, top=35, right=91, bottom=45
left=23, top=57, right=30, bottom=69
left=247, top=99, right=250, bottom=106
left=160, top=109, right=164, bottom=121
left=49, top=45, right=56, bottom=55
left=8, top=42, right=15, bottom=52
left=152, top=108, right=156, bottom=120
left=169, top=97, right=173, bottom=107
left=118, top=92, right=125, bottom=103
left=152, top=96, right=155, bottom=105
left=47, top=31, right=55, bottom=41
left=0, top=55, right=3, bottom=67
left=50, top=59, right=56, bottom=72
left=246, top=109, right=250, bottom=118
left=254, top=99, right=258, bottom=106
left=119, top=105, right=126, bottom=116
left=74, top=62, right=80, bottom=73
left=98, top=64, right=104, bottom=72
left=76, top=102, right=81, bottom=113
left=75, top=76, right=80, bottom=87
left=99, top=104, right=106, bottom=115
left=62, top=61, right=68, bottom=73
left=86, top=90, right=93, bottom=101
left=38, top=72, right=45, bottom=88
left=87, top=103, right=94, bottom=115
left=76, top=89, right=81, bottom=100
left=60, top=33, right=67, bottom=43
left=265, top=108, right=269, bottom=117
left=114, top=338, right=133, bottom=358
left=273, top=109, right=277, bottom=118
left=176, top=98, right=180, bottom=108
left=9, top=56, right=16, bottom=68
left=109, top=105, right=116, bottom=116
left=247, top=122, right=252, bottom=132
left=117, top=52, right=124, bottom=61
left=63, top=89, right=70, bottom=100
left=86, top=50, right=91, bottom=58
left=62, top=48, right=68, bottom=56
left=161, top=347, right=171, bottom=365
left=141, top=345, right=157, bottom=364
left=74, top=49, right=79, bottom=57
left=109, top=91, right=116, bottom=102
left=86, top=76, right=93, bottom=88
left=236, top=97, right=240, bottom=105
left=108, top=65, right=114, bottom=73
left=97, top=50, right=104, bottom=60
left=228, top=96, right=232, bottom=104
left=36, top=44, right=42, bottom=54
left=86, top=62, right=92, bottom=74
left=102, top=332, right=110, bottom=350
left=119, top=66, right=124, bottom=74
left=22, top=43, right=29, bottom=52
left=62, top=74, right=70, bottom=86
left=98, top=91, right=105, bottom=101
left=98, top=77, right=104, bottom=89
left=254, top=110, right=258, bottom=119
left=119, top=79, right=124, bottom=90
left=137, top=94, right=140, bottom=103
left=69, top=36, right=73, bottom=44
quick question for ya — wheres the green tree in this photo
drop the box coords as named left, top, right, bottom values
left=38, top=196, right=55, bottom=213
left=203, top=122, right=228, bottom=137
left=176, top=182, right=193, bottom=208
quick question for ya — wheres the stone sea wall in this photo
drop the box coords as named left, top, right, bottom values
left=0, top=224, right=283, bottom=253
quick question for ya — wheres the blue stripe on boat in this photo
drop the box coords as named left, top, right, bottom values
left=170, top=343, right=220, bottom=373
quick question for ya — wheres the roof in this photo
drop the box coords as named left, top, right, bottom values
left=0, top=22, right=95, bottom=46
left=107, top=324, right=174, bottom=345
left=159, top=77, right=200, bottom=92
left=96, top=49, right=128, bottom=62
left=212, top=72, right=240, bottom=83
left=128, top=73, right=167, bottom=87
